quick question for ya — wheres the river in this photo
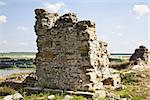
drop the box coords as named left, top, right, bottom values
left=0, top=68, right=35, bottom=77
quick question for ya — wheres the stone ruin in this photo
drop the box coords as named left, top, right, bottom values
left=34, top=9, right=120, bottom=92
left=130, top=46, right=150, bottom=70
left=130, top=46, right=150, bottom=64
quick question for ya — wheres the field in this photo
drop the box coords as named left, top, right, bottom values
left=0, top=52, right=150, bottom=99
left=0, top=52, right=36, bottom=59
left=0, top=68, right=150, bottom=99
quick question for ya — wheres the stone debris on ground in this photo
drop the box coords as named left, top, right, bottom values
left=48, top=95, right=55, bottom=100
left=34, top=8, right=121, bottom=93
left=3, top=95, right=13, bottom=100
left=93, top=90, right=106, bottom=99
left=63, top=95, right=73, bottom=100
left=3, top=92, right=23, bottom=100
left=22, top=73, right=38, bottom=87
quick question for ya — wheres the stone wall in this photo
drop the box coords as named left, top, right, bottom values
left=35, top=9, right=111, bottom=91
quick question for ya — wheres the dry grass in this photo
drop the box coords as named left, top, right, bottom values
left=112, top=68, right=150, bottom=100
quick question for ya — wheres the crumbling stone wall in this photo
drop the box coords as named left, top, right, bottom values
left=35, top=9, right=111, bottom=91
left=130, top=46, right=150, bottom=64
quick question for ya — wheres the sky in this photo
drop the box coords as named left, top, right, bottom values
left=0, top=0, right=149, bottom=53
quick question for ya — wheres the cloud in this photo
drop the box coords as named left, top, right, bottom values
left=130, top=4, right=150, bottom=16
left=45, top=2, right=65, bottom=12
left=17, top=26, right=29, bottom=31
left=0, top=1, right=6, bottom=6
left=0, top=15, right=7, bottom=24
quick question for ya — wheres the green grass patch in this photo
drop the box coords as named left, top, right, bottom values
left=113, top=70, right=150, bottom=99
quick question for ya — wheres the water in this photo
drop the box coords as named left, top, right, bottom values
left=0, top=68, right=35, bottom=77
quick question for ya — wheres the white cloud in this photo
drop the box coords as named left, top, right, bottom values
left=130, top=4, right=150, bottom=16
left=0, top=15, right=7, bottom=24
left=45, top=2, right=65, bottom=12
left=0, top=1, right=6, bottom=5
left=17, top=26, right=29, bottom=31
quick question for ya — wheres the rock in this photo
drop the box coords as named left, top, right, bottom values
left=3, top=95, right=13, bottom=100
left=131, top=58, right=146, bottom=70
left=48, top=95, right=55, bottom=100
left=131, top=55, right=149, bottom=70
left=36, top=97, right=45, bottom=100
left=3, top=93, right=23, bottom=100
left=106, top=92, right=120, bottom=100
left=122, top=98, right=131, bottom=100
left=93, top=90, right=106, bottom=99
left=63, top=95, right=73, bottom=100
left=102, top=74, right=121, bottom=90
left=23, top=73, right=38, bottom=87
left=12, top=92, right=23, bottom=100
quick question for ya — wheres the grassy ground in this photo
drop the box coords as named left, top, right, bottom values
left=0, top=86, right=87, bottom=100
left=109, top=55, right=150, bottom=100
left=1, top=69, right=150, bottom=100
left=111, top=69, right=150, bottom=100
left=0, top=54, right=149, bottom=99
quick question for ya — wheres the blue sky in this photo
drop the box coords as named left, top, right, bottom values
left=0, top=0, right=149, bottom=53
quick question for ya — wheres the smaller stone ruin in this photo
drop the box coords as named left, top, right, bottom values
left=130, top=46, right=150, bottom=70
left=130, top=46, right=150, bottom=64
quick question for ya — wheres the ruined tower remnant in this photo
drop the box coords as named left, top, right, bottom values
left=130, top=46, right=150, bottom=64
left=35, top=9, right=111, bottom=91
